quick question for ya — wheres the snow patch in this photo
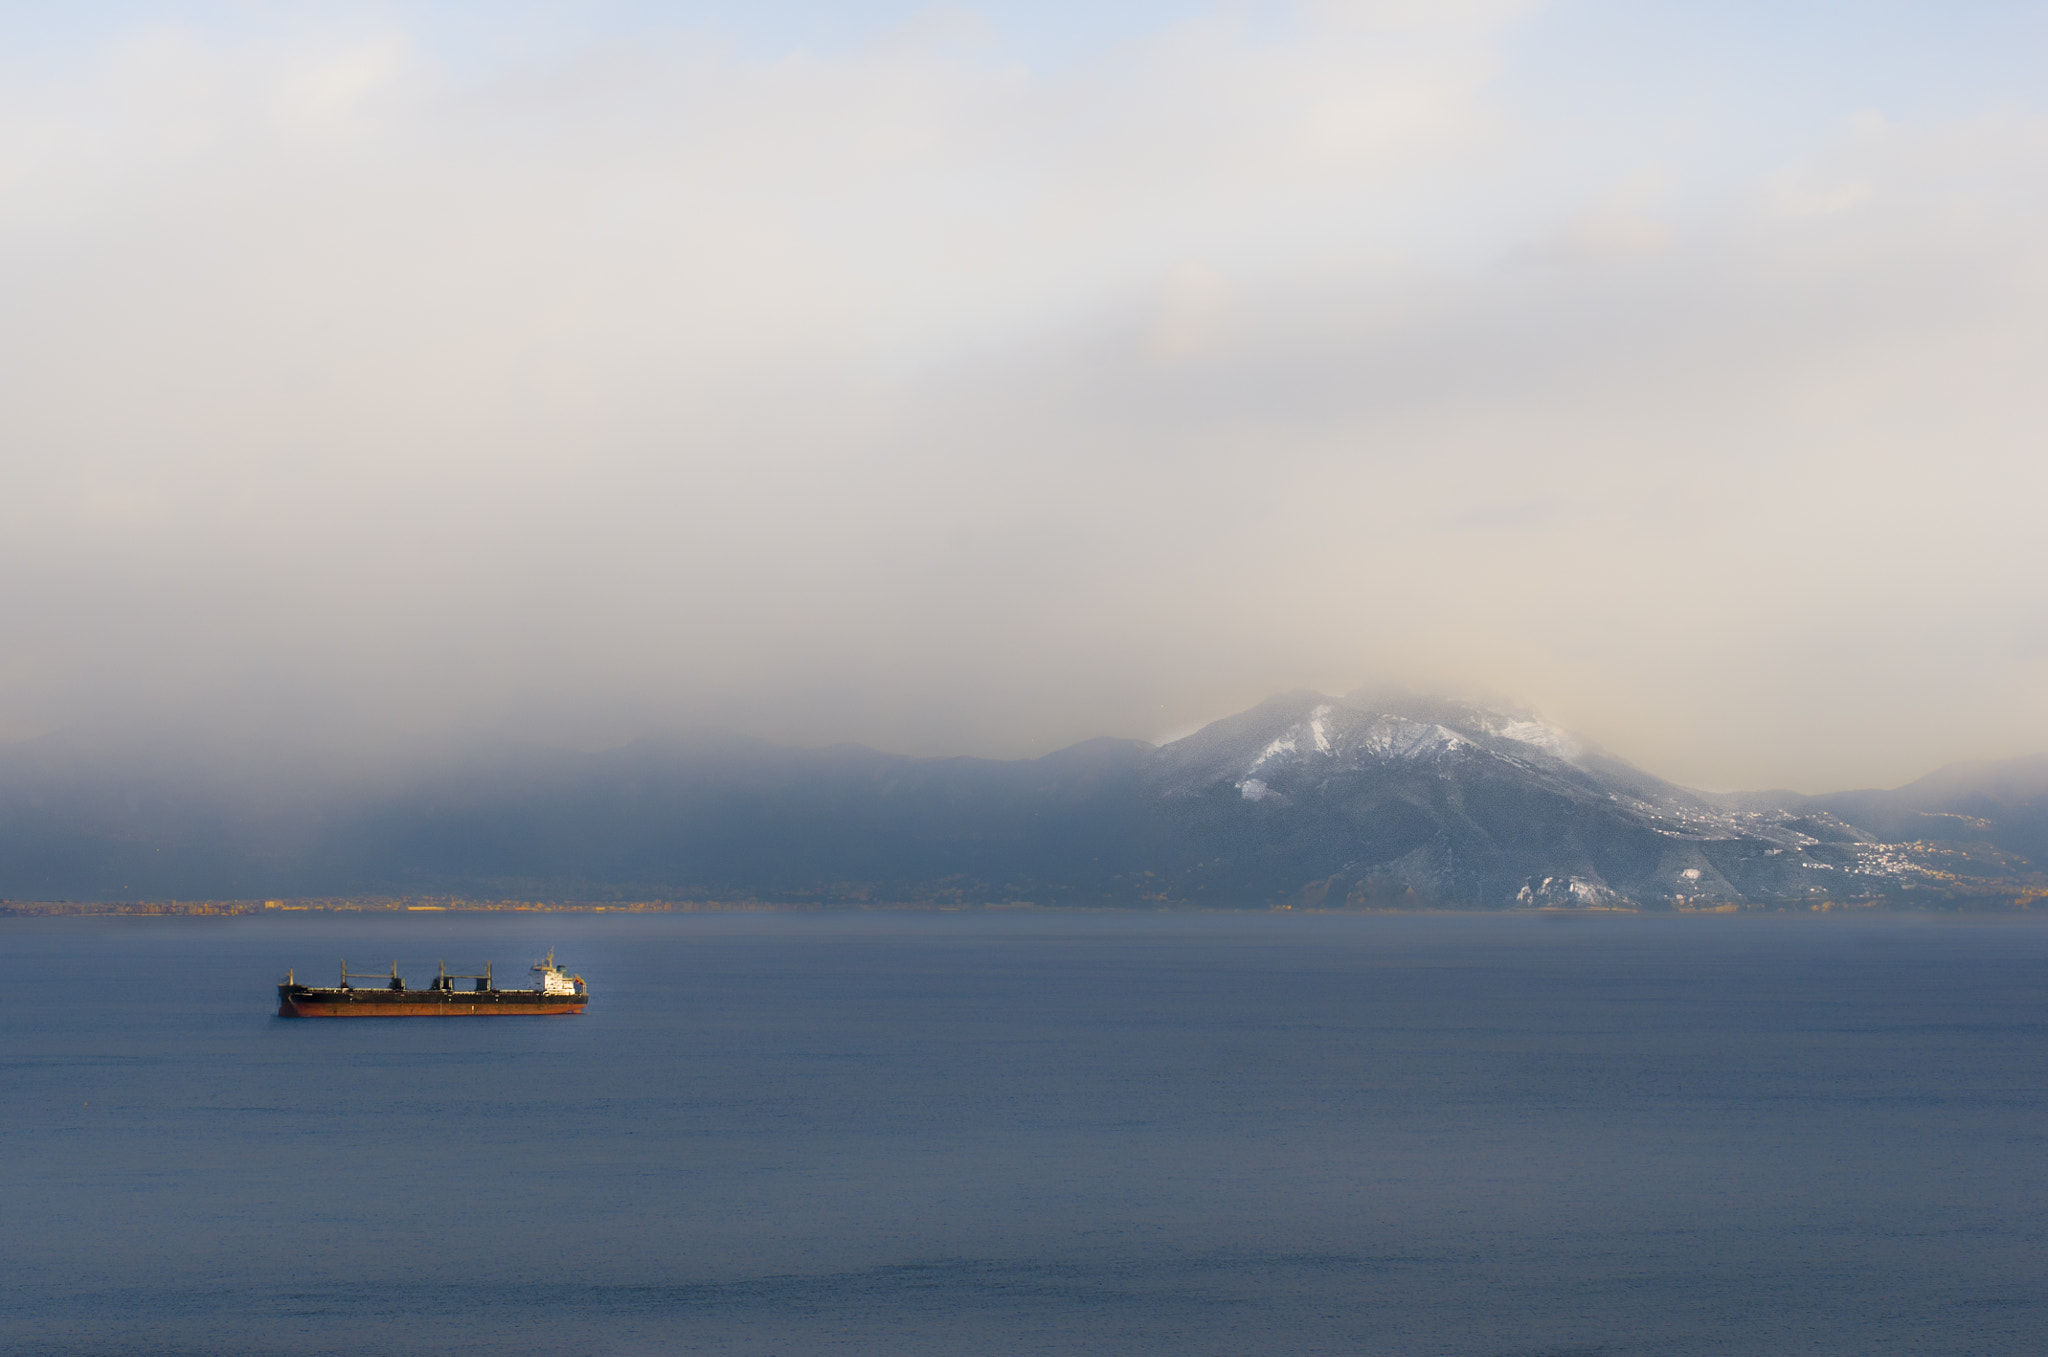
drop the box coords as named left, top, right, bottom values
left=1360, top=719, right=1468, bottom=761
left=1241, top=710, right=1471, bottom=779
left=1309, top=704, right=1332, bottom=754
left=1482, top=715, right=1579, bottom=758
left=1251, top=735, right=1298, bottom=771
left=1239, top=779, right=1270, bottom=801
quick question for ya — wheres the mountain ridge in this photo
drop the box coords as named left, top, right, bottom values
left=1, top=694, right=2043, bottom=909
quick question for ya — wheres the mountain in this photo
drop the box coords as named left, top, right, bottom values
left=2, top=693, right=2044, bottom=909
left=1136, top=691, right=1880, bottom=908
left=1802, top=755, right=2048, bottom=862
left=1127, top=691, right=2016, bottom=909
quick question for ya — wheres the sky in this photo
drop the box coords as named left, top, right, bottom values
left=2, top=0, right=2045, bottom=792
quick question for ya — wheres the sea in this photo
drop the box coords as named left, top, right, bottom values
left=4, top=909, right=2045, bottom=1356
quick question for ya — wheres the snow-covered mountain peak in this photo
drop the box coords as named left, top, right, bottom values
left=1153, top=692, right=1577, bottom=798
left=1332, top=694, right=1594, bottom=768
left=1137, top=689, right=1960, bottom=908
left=1227, top=706, right=1475, bottom=801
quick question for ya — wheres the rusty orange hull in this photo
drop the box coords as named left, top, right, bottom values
left=278, top=986, right=586, bottom=1017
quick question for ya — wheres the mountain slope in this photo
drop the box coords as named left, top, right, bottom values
left=1133, top=691, right=1895, bottom=908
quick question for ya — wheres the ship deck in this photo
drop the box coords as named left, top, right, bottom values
left=278, top=985, right=586, bottom=1017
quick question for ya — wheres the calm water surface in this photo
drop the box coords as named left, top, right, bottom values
left=4, top=911, right=2046, bottom=1355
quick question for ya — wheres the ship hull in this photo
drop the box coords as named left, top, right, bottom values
left=278, top=985, right=586, bottom=1017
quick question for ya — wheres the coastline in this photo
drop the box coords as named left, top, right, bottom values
left=2, top=895, right=2039, bottom=918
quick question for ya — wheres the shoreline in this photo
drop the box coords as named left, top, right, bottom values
left=3, top=897, right=2040, bottom=918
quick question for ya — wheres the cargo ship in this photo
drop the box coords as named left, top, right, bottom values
left=276, top=951, right=588, bottom=1017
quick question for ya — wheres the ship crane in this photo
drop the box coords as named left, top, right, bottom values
left=337, top=960, right=408, bottom=991
left=428, top=960, right=496, bottom=992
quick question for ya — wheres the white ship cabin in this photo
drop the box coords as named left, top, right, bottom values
left=531, top=949, right=586, bottom=996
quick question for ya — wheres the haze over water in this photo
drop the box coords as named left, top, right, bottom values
left=7, top=911, right=2045, bottom=1356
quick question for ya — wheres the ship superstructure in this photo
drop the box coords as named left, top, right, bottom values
left=276, top=951, right=588, bottom=1016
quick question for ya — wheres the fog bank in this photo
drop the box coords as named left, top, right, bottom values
left=4, top=2, right=2046, bottom=790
